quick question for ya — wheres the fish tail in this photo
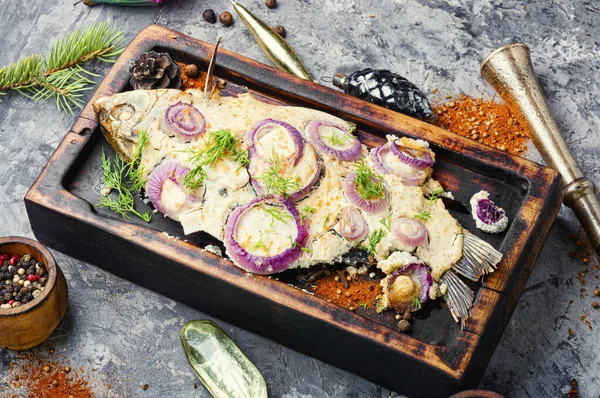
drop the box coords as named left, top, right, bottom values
left=441, top=270, right=474, bottom=328
left=453, top=229, right=502, bottom=281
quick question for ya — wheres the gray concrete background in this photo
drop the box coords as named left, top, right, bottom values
left=1, top=0, right=599, bottom=397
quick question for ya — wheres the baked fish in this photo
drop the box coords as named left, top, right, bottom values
left=94, top=88, right=502, bottom=325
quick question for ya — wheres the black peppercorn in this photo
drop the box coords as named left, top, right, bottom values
left=14, top=295, right=22, bottom=302
left=202, top=9, right=217, bottom=24
left=274, top=25, right=286, bottom=38
left=5, top=285, right=13, bottom=294
left=26, top=267, right=35, bottom=275
left=219, top=11, right=234, bottom=26
left=0, top=265, right=7, bottom=273
left=266, top=0, right=277, bottom=9
left=24, top=292, right=33, bottom=302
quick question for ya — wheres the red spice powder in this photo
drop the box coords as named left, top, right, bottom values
left=2, top=351, right=95, bottom=398
left=313, top=273, right=381, bottom=310
left=432, top=94, right=529, bottom=156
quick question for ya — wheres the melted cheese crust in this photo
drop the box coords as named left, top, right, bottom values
left=96, top=90, right=463, bottom=281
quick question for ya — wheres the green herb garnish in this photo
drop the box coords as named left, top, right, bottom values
left=127, top=128, right=148, bottom=192
left=428, top=187, right=445, bottom=203
left=355, top=160, right=385, bottom=200
left=323, top=213, right=331, bottom=229
left=363, top=228, right=387, bottom=257
left=300, top=247, right=312, bottom=253
left=183, top=129, right=248, bottom=190
left=414, top=210, right=432, bottom=222
left=411, top=297, right=422, bottom=310
left=258, top=152, right=300, bottom=197
left=261, top=205, right=292, bottom=227
left=98, top=150, right=152, bottom=222
left=379, top=214, right=392, bottom=232
left=358, top=301, right=368, bottom=309
left=300, top=205, right=316, bottom=223
left=252, top=231, right=269, bottom=251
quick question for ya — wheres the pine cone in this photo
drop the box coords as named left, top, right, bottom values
left=129, top=51, right=182, bottom=90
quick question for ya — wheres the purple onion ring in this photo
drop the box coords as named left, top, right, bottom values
left=163, top=102, right=206, bottom=141
left=247, top=118, right=305, bottom=167
left=146, top=161, right=199, bottom=215
left=339, top=206, right=368, bottom=241
left=306, top=120, right=362, bottom=161
left=390, top=140, right=434, bottom=170
left=223, top=196, right=308, bottom=275
left=343, top=173, right=389, bottom=214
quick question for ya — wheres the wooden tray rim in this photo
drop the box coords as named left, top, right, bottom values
left=25, top=25, right=562, bottom=387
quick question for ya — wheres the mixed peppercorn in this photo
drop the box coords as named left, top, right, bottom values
left=0, top=253, right=48, bottom=309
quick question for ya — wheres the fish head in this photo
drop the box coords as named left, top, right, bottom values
left=94, top=90, right=160, bottom=162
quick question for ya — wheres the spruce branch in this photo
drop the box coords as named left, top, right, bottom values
left=0, top=21, right=125, bottom=113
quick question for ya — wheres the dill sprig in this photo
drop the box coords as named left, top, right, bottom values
left=257, top=152, right=300, bottom=197
left=252, top=231, right=269, bottom=251
left=183, top=129, right=248, bottom=190
left=379, top=214, right=392, bottom=232
left=299, top=205, right=316, bottom=223
left=411, top=297, right=422, bottom=310
left=355, top=160, right=385, bottom=200
left=321, top=123, right=357, bottom=147
left=98, top=150, right=152, bottom=222
left=428, top=187, right=445, bottom=203
left=363, top=228, right=387, bottom=257
left=261, top=205, right=292, bottom=227
left=127, top=129, right=149, bottom=192
left=0, top=21, right=124, bottom=113
left=414, top=210, right=432, bottom=222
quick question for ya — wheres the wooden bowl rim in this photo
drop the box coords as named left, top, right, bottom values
left=0, top=236, right=58, bottom=316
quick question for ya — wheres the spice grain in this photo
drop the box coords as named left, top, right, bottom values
left=432, top=94, right=528, bottom=156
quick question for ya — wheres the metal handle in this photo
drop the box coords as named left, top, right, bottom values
left=481, top=43, right=600, bottom=253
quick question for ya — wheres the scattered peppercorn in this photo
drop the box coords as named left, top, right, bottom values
left=274, top=25, right=286, bottom=38
left=265, top=0, right=277, bottom=9
left=142, top=384, right=149, bottom=390
left=184, top=64, right=199, bottom=79
left=193, top=383, right=198, bottom=389
left=569, top=327, right=574, bottom=335
left=219, top=12, right=234, bottom=26
left=202, top=9, right=217, bottom=24
left=595, top=289, right=600, bottom=297
left=43, top=366, right=51, bottom=373
left=593, top=302, right=599, bottom=309
left=397, top=319, right=411, bottom=332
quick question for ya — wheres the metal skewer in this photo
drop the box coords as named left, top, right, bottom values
left=481, top=43, right=600, bottom=254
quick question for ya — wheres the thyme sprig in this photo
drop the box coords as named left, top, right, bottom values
left=183, top=129, right=249, bottom=190
left=355, top=160, right=385, bottom=200
left=0, top=21, right=124, bottom=113
left=98, top=150, right=152, bottom=222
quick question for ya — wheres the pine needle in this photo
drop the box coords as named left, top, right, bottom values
left=0, top=21, right=124, bottom=114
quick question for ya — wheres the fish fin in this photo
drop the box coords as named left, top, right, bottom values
left=453, top=229, right=502, bottom=282
left=441, top=270, right=474, bottom=328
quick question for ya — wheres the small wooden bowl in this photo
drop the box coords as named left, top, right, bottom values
left=0, top=236, right=68, bottom=350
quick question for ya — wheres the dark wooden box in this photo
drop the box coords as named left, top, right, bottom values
left=25, top=25, right=561, bottom=397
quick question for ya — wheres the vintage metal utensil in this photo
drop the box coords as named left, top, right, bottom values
left=231, top=0, right=313, bottom=81
left=481, top=43, right=600, bottom=253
